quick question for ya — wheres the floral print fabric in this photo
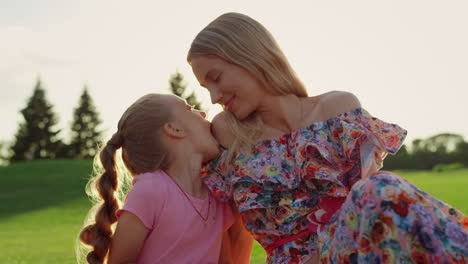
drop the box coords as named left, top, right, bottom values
left=320, top=171, right=468, bottom=264
left=203, top=108, right=468, bottom=263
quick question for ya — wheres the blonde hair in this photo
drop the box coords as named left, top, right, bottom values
left=187, top=12, right=308, bottom=159
left=76, top=94, right=173, bottom=264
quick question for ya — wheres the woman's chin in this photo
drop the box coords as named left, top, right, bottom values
left=232, top=108, right=254, bottom=121
left=232, top=111, right=244, bottom=120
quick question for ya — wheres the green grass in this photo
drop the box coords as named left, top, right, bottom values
left=0, top=160, right=466, bottom=264
left=397, top=169, right=468, bottom=214
left=0, top=160, right=92, bottom=264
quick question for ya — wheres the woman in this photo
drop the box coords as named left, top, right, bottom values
left=188, top=12, right=468, bottom=263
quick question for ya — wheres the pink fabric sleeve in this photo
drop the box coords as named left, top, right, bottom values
left=116, top=176, right=166, bottom=230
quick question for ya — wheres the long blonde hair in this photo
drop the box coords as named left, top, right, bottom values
left=187, top=12, right=308, bottom=159
left=76, top=94, right=173, bottom=264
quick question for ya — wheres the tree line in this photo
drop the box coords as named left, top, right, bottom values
left=1, top=71, right=201, bottom=164
left=1, top=73, right=467, bottom=171
left=383, top=133, right=468, bottom=171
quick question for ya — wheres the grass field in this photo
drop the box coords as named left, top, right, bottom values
left=0, top=160, right=467, bottom=264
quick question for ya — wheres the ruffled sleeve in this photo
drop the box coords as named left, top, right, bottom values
left=336, top=109, right=406, bottom=176
left=330, top=108, right=407, bottom=182
left=201, top=146, right=234, bottom=202
left=338, top=108, right=407, bottom=159
left=297, top=108, right=407, bottom=196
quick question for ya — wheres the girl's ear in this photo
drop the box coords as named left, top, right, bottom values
left=163, top=122, right=186, bottom=139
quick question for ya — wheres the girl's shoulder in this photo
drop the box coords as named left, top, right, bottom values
left=132, top=170, right=170, bottom=197
left=211, top=111, right=236, bottom=149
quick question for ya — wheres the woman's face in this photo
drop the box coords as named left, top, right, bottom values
left=190, top=55, right=266, bottom=120
left=164, top=95, right=219, bottom=161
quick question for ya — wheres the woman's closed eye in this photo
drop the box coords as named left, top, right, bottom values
left=214, top=73, right=222, bottom=83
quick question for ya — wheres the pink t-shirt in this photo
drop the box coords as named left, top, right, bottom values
left=116, top=170, right=234, bottom=264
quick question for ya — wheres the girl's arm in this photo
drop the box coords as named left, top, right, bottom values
left=107, top=211, right=149, bottom=264
left=219, top=204, right=254, bottom=264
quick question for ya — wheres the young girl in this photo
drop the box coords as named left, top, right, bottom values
left=77, top=93, right=251, bottom=264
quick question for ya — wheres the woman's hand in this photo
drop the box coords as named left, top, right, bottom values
left=360, top=139, right=386, bottom=178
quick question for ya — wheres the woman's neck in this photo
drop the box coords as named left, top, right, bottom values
left=257, top=94, right=305, bottom=134
left=164, top=151, right=206, bottom=199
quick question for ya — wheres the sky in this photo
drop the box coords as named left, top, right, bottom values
left=1, top=0, right=467, bottom=146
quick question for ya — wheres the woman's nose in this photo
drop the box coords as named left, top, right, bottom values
left=195, top=109, right=206, bottom=119
left=209, top=88, right=222, bottom=105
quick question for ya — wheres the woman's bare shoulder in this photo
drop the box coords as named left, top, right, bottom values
left=302, top=91, right=361, bottom=123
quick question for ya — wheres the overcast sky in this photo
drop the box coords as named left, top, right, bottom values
left=1, top=0, right=467, bottom=145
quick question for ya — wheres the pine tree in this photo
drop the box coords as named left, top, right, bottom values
left=69, top=86, right=102, bottom=159
left=0, top=141, right=11, bottom=165
left=10, top=79, right=62, bottom=161
left=169, top=71, right=203, bottom=110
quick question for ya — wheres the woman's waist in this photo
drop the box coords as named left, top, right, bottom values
left=242, top=196, right=347, bottom=253
left=242, top=217, right=323, bottom=253
left=248, top=224, right=317, bottom=253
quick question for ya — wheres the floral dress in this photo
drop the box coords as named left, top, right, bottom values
left=203, top=108, right=468, bottom=264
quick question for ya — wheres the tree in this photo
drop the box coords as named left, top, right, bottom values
left=69, top=86, right=102, bottom=159
left=409, top=133, right=465, bottom=169
left=384, top=133, right=468, bottom=170
left=383, top=144, right=412, bottom=170
left=10, top=79, right=62, bottom=161
left=169, top=71, right=203, bottom=110
left=422, top=133, right=464, bottom=153
left=454, top=140, right=468, bottom=167
left=0, top=141, right=12, bottom=165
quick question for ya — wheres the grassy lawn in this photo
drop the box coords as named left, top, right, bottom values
left=0, top=160, right=467, bottom=263
left=397, top=169, right=468, bottom=214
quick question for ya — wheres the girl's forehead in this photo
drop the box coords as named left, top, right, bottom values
left=156, top=94, right=186, bottom=109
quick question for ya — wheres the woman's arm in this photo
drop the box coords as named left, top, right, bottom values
left=360, top=139, right=386, bottom=178
left=107, top=211, right=149, bottom=264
